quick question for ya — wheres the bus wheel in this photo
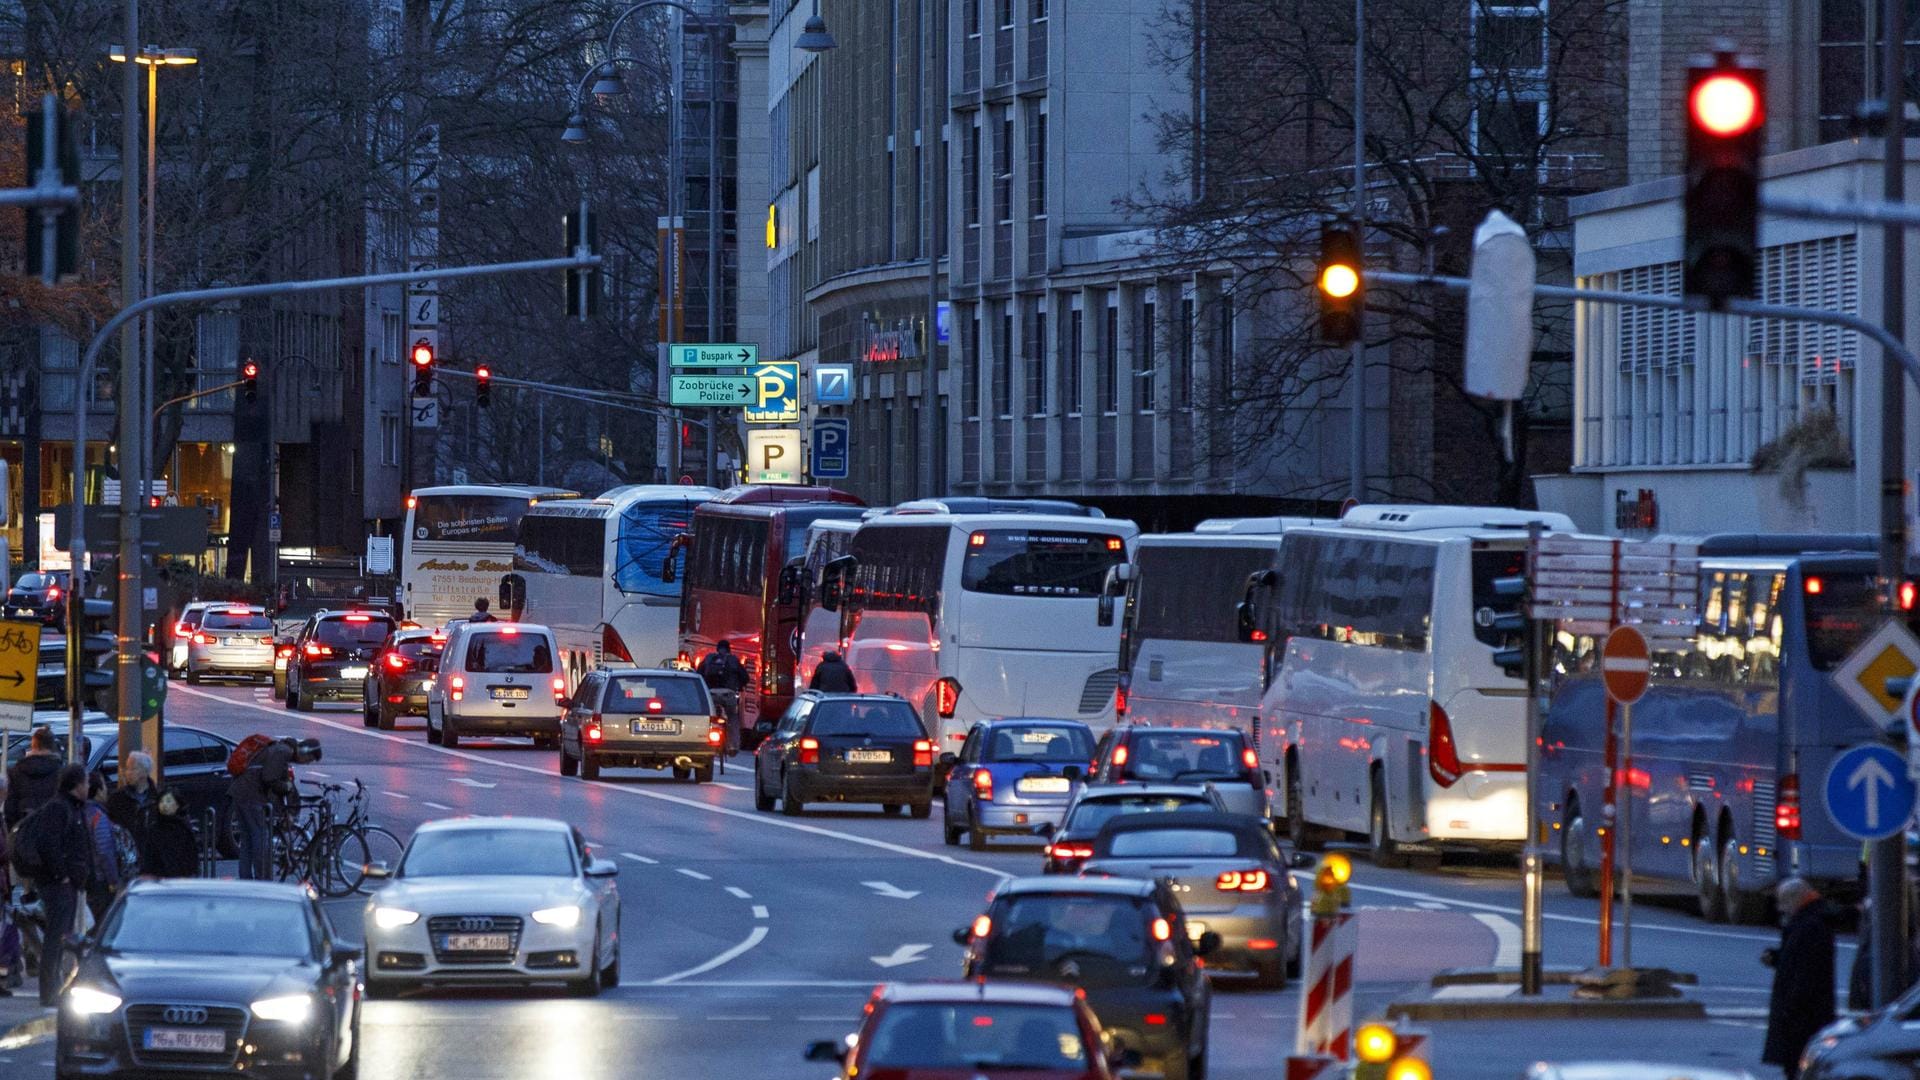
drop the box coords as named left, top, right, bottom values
left=1719, top=834, right=1772, bottom=925
left=1286, top=766, right=1321, bottom=853
left=1562, top=801, right=1598, bottom=898
left=1693, top=829, right=1725, bottom=923
left=1368, top=773, right=1410, bottom=869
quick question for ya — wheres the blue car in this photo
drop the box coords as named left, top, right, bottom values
left=941, top=718, right=1096, bottom=850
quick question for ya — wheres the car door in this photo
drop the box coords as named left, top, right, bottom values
left=566, top=673, right=604, bottom=752
left=573, top=827, right=618, bottom=953
left=1090, top=731, right=1116, bottom=781
left=760, top=700, right=809, bottom=788
left=163, top=730, right=226, bottom=815
left=946, top=726, right=983, bottom=821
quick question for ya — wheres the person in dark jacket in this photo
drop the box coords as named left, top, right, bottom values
left=229, top=738, right=296, bottom=880
left=5, top=727, right=63, bottom=827
left=26, top=764, right=92, bottom=1005
left=140, top=789, right=200, bottom=878
left=1763, top=877, right=1837, bottom=1080
left=468, top=598, right=497, bottom=623
left=698, top=642, right=750, bottom=753
left=809, top=651, right=859, bottom=693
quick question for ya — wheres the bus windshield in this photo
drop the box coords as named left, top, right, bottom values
left=413, top=495, right=531, bottom=542
left=961, top=530, right=1126, bottom=598
left=614, top=504, right=697, bottom=597
left=1804, top=572, right=1878, bottom=671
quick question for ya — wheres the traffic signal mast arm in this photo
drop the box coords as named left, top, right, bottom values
left=431, top=365, right=710, bottom=431
left=152, top=376, right=251, bottom=425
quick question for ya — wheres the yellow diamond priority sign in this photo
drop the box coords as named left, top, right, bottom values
left=1832, top=617, right=1920, bottom=722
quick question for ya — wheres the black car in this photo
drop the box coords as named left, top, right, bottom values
left=957, top=875, right=1215, bottom=1080
left=284, top=610, right=397, bottom=711
left=362, top=627, right=445, bottom=730
left=6, top=570, right=71, bottom=624
left=10, top=722, right=241, bottom=848
left=1091, top=725, right=1270, bottom=819
left=752, top=691, right=936, bottom=817
left=56, top=878, right=361, bottom=1080
left=1041, top=784, right=1225, bottom=874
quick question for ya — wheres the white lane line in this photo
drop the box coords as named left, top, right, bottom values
left=1414, top=901, right=1449, bottom=911
left=628, top=980, right=874, bottom=988
left=422, top=801, right=452, bottom=810
left=384, top=791, right=411, bottom=800
left=706, top=1015, right=771, bottom=1021
left=752, top=905, right=769, bottom=920
left=177, top=685, right=1011, bottom=880
left=622, top=853, right=658, bottom=865
left=676, top=868, right=712, bottom=881
left=1707, top=1006, right=1769, bottom=1019
left=725, top=886, right=752, bottom=900
left=713, top=783, right=747, bottom=791
left=305, top=770, right=330, bottom=778
left=1344, top=879, right=1789, bottom=945
left=1472, top=912, right=1522, bottom=969
left=651, top=926, right=769, bottom=985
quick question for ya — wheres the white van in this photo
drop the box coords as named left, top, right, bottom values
left=426, top=621, right=567, bottom=749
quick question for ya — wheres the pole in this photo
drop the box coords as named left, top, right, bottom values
left=923, top=0, right=942, bottom=498
left=1346, top=0, right=1365, bottom=502
left=1520, top=520, right=1545, bottom=994
left=1872, top=0, right=1910, bottom=1010
left=142, top=59, right=157, bottom=509
left=705, top=24, right=722, bottom=489
left=109, top=0, right=142, bottom=764
left=1598, top=693, right=1616, bottom=965
left=1619, top=698, right=1636, bottom=969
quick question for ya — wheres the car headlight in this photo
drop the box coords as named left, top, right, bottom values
left=372, top=906, right=421, bottom=929
left=531, top=905, right=582, bottom=928
left=65, top=985, right=122, bottom=1016
left=251, top=994, right=313, bottom=1023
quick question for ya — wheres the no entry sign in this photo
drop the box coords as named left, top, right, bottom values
left=1602, top=625, right=1651, bottom=705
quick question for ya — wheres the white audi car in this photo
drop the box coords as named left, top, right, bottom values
left=361, top=817, right=621, bottom=997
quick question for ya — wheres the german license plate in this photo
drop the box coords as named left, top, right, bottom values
left=445, top=933, right=512, bottom=951
left=145, top=1027, right=226, bottom=1052
left=1018, top=776, right=1072, bottom=794
left=491, top=687, right=531, bottom=700
left=846, top=749, right=891, bottom=764
left=631, top=718, right=679, bottom=734
left=340, top=667, right=367, bottom=679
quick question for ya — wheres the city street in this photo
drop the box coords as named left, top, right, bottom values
left=0, top=682, right=1802, bottom=1079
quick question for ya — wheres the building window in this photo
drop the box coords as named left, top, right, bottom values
left=1137, top=297, right=1156, bottom=413
left=967, top=310, right=983, bottom=420
left=1473, top=95, right=1546, bottom=158
left=995, top=110, right=1013, bottom=226
left=382, top=312, right=402, bottom=364
left=1026, top=107, right=1047, bottom=216
left=1066, top=306, right=1083, bottom=416
left=1176, top=297, right=1194, bottom=409
left=997, top=0, right=1013, bottom=29
left=965, top=120, right=981, bottom=227
left=1472, top=2, right=1546, bottom=77
left=380, top=413, right=400, bottom=466
left=1028, top=298, right=1048, bottom=416
left=996, top=305, right=1013, bottom=418
left=965, top=0, right=981, bottom=36
left=1102, top=304, right=1119, bottom=414
left=1217, top=297, right=1235, bottom=401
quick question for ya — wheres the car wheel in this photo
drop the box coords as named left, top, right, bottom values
left=426, top=712, right=442, bottom=745
left=1286, top=764, right=1321, bottom=853
left=186, top=668, right=201, bottom=685
left=882, top=803, right=902, bottom=816
left=968, top=807, right=987, bottom=852
left=754, top=772, right=775, bottom=812
left=944, top=816, right=963, bottom=846
left=377, top=706, right=396, bottom=732
left=571, top=926, right=603, bottom=997
left=272, top=673, right=286, bottom=700
left=1368, top=775, right=1410, bottom=869
left=559, top=743, right=578, bottom=777
left=598, top=944, right=620, bottom=990
left=693, top=761, right=714, bottom=783
left=672, top=765, right=691, bottom=781
left=1562, top=800, right=1598, bottom=898
left=1694, top=829, right=1725, bottom=923
left=1720, top=833, right=1771, bottom=925
left=294, top=684, right=313, bottom=712
left=362, top=699, right=378, bottom=728
left=781, top=774, right=805, bottom=816
left=332, top=1018, right=360, bottom=1080
left=214, top=798, right=238, bottom=859
left=441, top=717, right=460, bottom=749
left=580, top=753, right=599, bottom=780
left=283, top=682, right=299, bottom=710
left=1188, top=1040, right=1208, bottom=1080
left=909, top=800, right=931, bottom=820
left=1286, top=927, right=1303, bottom=979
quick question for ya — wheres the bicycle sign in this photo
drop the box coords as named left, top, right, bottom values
left=0, top=618, right=41, bottom=731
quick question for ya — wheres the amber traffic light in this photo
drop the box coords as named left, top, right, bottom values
left=1318, top=222, right=1364, bottom=345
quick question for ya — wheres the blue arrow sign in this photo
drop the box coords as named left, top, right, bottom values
left=1824, top=743, right=1917, bottom=841
left=812, top=417, right=849, bottom=479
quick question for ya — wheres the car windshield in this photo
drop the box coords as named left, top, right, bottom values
left=603, top=675, right=708, bottom=714
left=102, top=894, right=314, bottom=958
left=1105, top=828, right=1244, bottom=858
left=809, top=700, right=924, bottom=738
left=1065, top=795, right=1210, bottom=834
left=315, top=617, right=395, bottom=648
left=401, top=828, right=575, bottom=878
left=984, top=724, right=1094, bottom=763
left=463, top=632, right=554, bottom=674
left=204, top=611, right=272, bottom=631
left=863, top=1003, right=1089, bottom=1070
left=1122, top=732, right=1245, bottom=781
left=980, top=894, right=1152, bottom=978
left=14, top=574, right=50, bottom=589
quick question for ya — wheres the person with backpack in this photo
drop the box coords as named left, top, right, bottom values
left=809, top=650, right=860, bottom=693
left=5, top=727, right=63, bottom=828
left=81, top=773, right=126, bottom=921
left=228, top=736, right=296, bottom=880
left=14, top=763, right=92, bottom=1004
left=697, top=641, right=749, bottom=753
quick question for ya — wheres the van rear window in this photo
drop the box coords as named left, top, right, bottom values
left=464, top=632, right=554, bottom=674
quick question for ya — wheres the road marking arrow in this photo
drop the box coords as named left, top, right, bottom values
left=861, top=880, right=920, bottom=900
left=450, top=777, right=496, bottom=789
left=870, top=944, right=930, bottom=968
left=1850, top=755, right=1899, bottom=830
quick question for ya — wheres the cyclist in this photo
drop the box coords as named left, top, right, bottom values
left=697, top=640, right=749, bottom=754
left=228, top=737, right=296, bottom=880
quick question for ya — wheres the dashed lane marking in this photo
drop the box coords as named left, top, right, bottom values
left=752, top=905, right=769, bottom=920
left=622, top=853, right=658, bottom=865
left=725, top=886, right=752, bottom=900
left=676, top=868, right=712, bottom=881
left=423, top=801, right=451, bottom=810
left=713, top=783, right=747, bottom=791
left=1414, top=901, right=1449, bottom=910
left=384, top=791, right=410, bottom=800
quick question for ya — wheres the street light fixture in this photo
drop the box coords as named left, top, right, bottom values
left=590, top=64, right=625, bottom=100
left=562, top=111, right=590, bottom=143
left=795, top=9, right=836, bottom=53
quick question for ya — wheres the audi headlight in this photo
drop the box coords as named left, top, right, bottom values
left=530, top=905, right=581, bottom=928
left=372, top=906, right=421, bottom=929
left=65, top=985, right=122, bottom=1016
left=251, top=994, right=313, bottom=1023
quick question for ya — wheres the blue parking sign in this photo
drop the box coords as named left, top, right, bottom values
left=812, top=418, right=850, bottom=480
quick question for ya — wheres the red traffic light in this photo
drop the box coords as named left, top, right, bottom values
left=1690, top=73, right=1761, bottom=138
left=410, top=343, right=434, bottom=368
left=475, top=365, right=490, bottom=381
left=241, top=360, right=258, bottom=379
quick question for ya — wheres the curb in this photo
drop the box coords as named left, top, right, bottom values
left=1386, top=996, right=1707, bottom=1022
left=0, top=1012, right=56, bottom=1051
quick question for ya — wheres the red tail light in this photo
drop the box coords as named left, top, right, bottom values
left=430, top=629, right=447, bottom=643
left=500, top=626, right=519, bottom=636
left=304, top=642, right=332, bottom=658
left=586, top=715, right=603, bottom=744
left=1776, top=773, right=1801, bottom=840
left=174, top=622, right=191, bottom=637
left=450, top=674, right=465, bottom=702
left=1241, top=747, right=1260, bottom=771
left=1216, top=869, right=1271, bottom=892
left=677, top=650, right=691, bottom=669
left=193, top=633, right=214, bottom=645
left=970, top=914, right=992, bottom=939
left=257, top=636, right=274, bottom=646
left=1428, top=701, right=1463, bottom=788
left=972, top=767, right=993, bottom=799
left=345, top=614, right=372, bottom=623
left=1902, top=581, right=1918, bottom=611
left=1115, top=686, right=1128, bottom=715
left=277, top=645, right=294, bottom=659
left=799, top=737, right=820, bottom=765
left=914, top=739, right=934, bottom=768
left=1150, top=917, right=1172, bottom=942
left=1143, top=1013, right=1167, bottom=1026
left=1045, top=842, right=1093, bottom=861
left=707, top=727, right=724, bottom=746
left=552, top=676, right=568, bottom=702
left=383, top=652, right=409, bottom=672
left=1112, top=744, right=1130, bottom=768
left=934, top=677, right=960, bottom=719
left=44, top=585, right=59, bottom=602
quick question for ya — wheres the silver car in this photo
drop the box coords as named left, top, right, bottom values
left=184, top=605, right=277, bottom=683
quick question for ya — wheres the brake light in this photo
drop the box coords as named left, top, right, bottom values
left=799, top=737, right=820, bottom=765
left=1250, top=628, right=1269, bottom=642
left=677, top=650, right=691, bottom=669
left=1428, top=701, right=1462, bottom=788
left=277, top=645, right=293, bottom=659
left=646, top=699, right=664, bottom=712
left=258, top=636, right=274, bottom=646
left=1903, top=581, right=1918, bottom=611
left=585, top=715, right=603, bottom=743
left=914, top=739, right=934, bottom=768
left=1115, top=686, right=1128, bottom=715
left=1804, top=576, right=1823, bottom=595
left=193, top=633, right=214, bottom=645
left=450, top=675, right=465, bottom=702
left=1045, top=843, right=1092, bottom=861
left=1151, top=917, right=1172, bottom=942
left=304, top=642, right=332, bottom=658
left=707, top=726, right=724, bottom=746
left=44, top=585, right=58, bottom=602
left=501, top=626, right=519, bottom=636
left=384, top=652, right=408, bottom=672
left=934, top=677, right=960, bottom=719
left=1113, top=745, right=1129, bottom=768
left=1216, top=869, right=1271, bottom=892
left=552, top=676, right=568, bottom=702
left=226, top=607, right=253, bottom=616
left=1241, top=747, right=1260, bottom=771
left=175, top=622, right=191, bottom=637
left=345, top=614, right=372, bottom=623
left=969, top=532, right=987, bottom=547
left=1776, top=773, right=1801, bottom=840
left=970, top=914, right=992, bottom=938
left=1143, top=1013, right=1167, bottom=1026
left=972, top=768, right=993, bottom=799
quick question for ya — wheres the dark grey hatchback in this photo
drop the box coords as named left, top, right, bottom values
left=752, top=691, right=937, bottom=818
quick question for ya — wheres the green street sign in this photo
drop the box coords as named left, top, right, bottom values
left=670, top=375, right=757, bottom=406
left=672, top=343, right=759, bottom=368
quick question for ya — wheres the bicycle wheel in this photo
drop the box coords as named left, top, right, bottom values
left=354, top=826, right=406, bottom=891
left=311, top=826, right=364, bottom=898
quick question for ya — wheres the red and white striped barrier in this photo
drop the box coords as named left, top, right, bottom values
left=1282, top=1053, right=1343, bottom=1080
left=1297, top=911, right=1359, bottom=1059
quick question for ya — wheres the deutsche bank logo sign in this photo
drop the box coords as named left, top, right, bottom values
left=812, top=418, right=850, bottom=480
left=814, top=364, right=853, bottom=404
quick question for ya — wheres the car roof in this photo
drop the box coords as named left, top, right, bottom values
left=413, top=815, right=572, bottom=835
left=980, top=717, right=1089, bottom=728
left=1119, top=725, right=1244, bottom=738
left=314, top=609, right=396, bottom=622
left=124, top=877, right=312, bottom=902
left=1074, top=783, right=1213, bottom=800
left=1094, top=811, right=1269, bottom=840
left=878, top=980, right=1079, bottom=1006
left=600, top=667, right=702, bottom=679
left=799, top=691, right=915, bottom=706
left=993, top=875, right=1158, bottom=899
left=454, top=621, right=551, bottom=636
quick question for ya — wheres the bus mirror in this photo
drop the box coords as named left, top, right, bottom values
left=1102, top=563, right=1133, bottom=597
left=499, top=574, right=526, bottom=621
left=1235, top=601, right=1259, bottom=642
left=820, top=555, right=857, bottom=612
left=1098, top=594, right=1116, bottom=627
left=661, top=533, right=691, bottom=585
left=777, top=562, right=803, bottom=605
left=821, top=578, right=842, bottom=612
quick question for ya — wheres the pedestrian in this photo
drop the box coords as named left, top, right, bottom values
left=1763, top=877, right=1837, bottom=1080
left=697, top=641, right=749, bottom=751
left=469, top=597, right=497, bottom=623
left=809, top=650, right=859, bottom=693
left=104, top=751, right=160, bottom=849
left=81, top=773, right=121, bottom=922
left=5, top=727, right=63, bottom=828
left=228, top=737, right=296, bottom=881
left=0, top=770, right=15, bottom=995
left=20, top=763, right=92, bottom=1005
left=140, top=789, right=200, bottom=878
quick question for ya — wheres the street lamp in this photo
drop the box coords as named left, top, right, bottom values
left=795, top=3, right=836, bottom=53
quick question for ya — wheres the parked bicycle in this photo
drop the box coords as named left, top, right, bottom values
left=266, top=779, right=403, bottom=897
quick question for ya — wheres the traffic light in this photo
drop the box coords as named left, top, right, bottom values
left=475, top=365, right=492, bottom=407
left=24, top=98, right=79, bottom=282
left=1684, top=53, right=1765, bottom=309
left=1480, top=566, right=1531, bottom=679
left=240, top=360, right=259, bottom=403
left=564, top=204, right=601, bottom=321
left=1317, top=222, right=1364, bottom=345
left=410, top=341, right=434, bottom=397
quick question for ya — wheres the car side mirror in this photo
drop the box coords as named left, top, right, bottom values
left=1031, top=822, right=1055, bottom=837
left=754, top=721, right=775, bottom=735
left=1062, top=764, right=1083, bottom=782
left=804, top=1039, right=847, bottom=1063
left=330, top=945, right=364, bottom=968
left=777, top=562, right=803, bottom=605
left=362, top=860, right=393, bottom=880
left=1194, top=930, right=1222, bottom=957
left=1288, top=851, right=1317, bottom=869
left=938, top=752, right=958, bottom=768
left=585, top=858, right=620, bottom=879
left=952, top=926, right=974, bottom=946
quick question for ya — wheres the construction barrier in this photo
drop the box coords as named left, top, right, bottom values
left=1298, top=910, right=1359, bottom=1058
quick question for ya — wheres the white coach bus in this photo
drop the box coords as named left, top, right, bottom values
left=400, top=484, right=576, bottom=625
left=1248, top=505, right=1574, bottom=864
